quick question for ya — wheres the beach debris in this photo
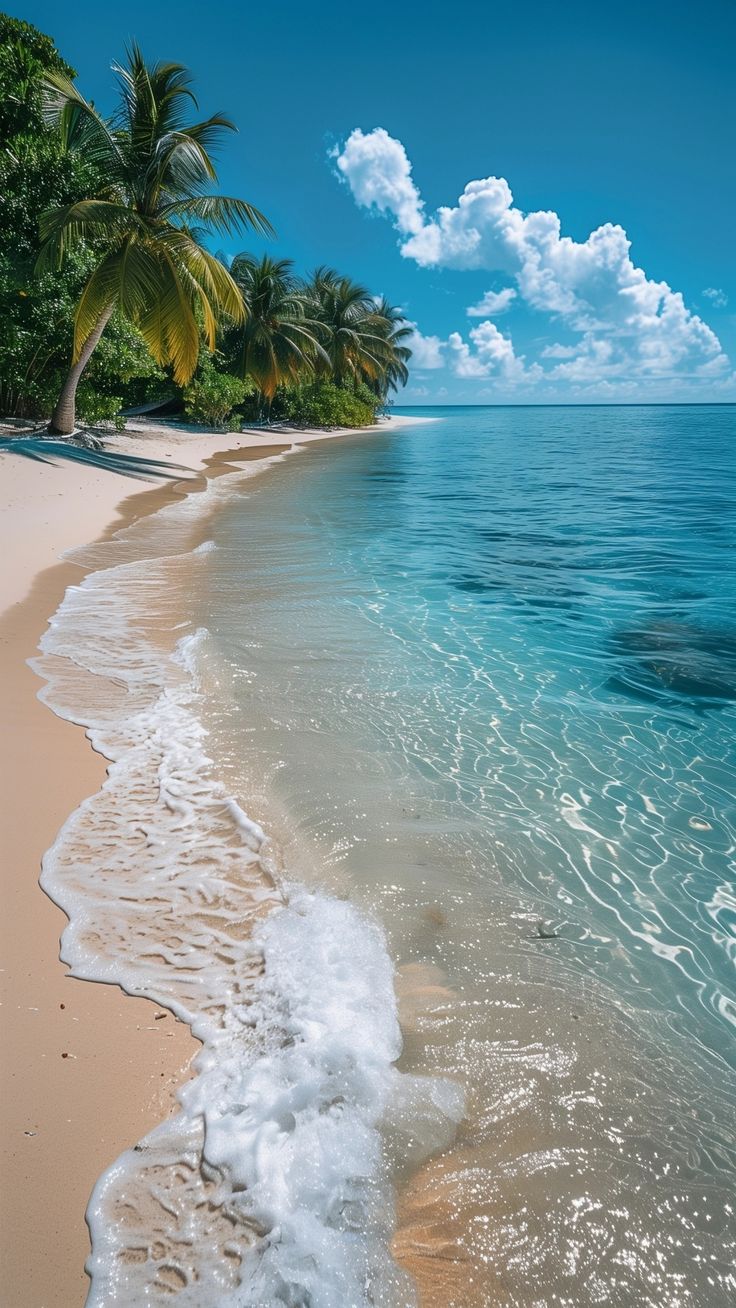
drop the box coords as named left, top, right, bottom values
left=526, top=920, right=561, bottom=941
left=61, top=1051, right=68, bottom=1058
left=424, top=905, right=447, bottom=928
left=154, top=1012, right=168, bottom=1020
left=24, top=1130, right=37, bottom=1136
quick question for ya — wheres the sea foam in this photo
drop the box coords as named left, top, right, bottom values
left=33, top=460, right=462, bottom=1305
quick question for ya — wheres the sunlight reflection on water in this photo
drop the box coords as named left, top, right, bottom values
left=197, top=405, right=736, bottom=1305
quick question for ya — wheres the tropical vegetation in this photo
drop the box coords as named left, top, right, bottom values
left=0, top=16, right=411, bottom=433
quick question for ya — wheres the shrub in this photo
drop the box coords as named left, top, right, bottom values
left=183, top=358, right=252, bottom=428
left=76, top=385, right=126, bottom=429
left=281, top=381, right=378, bottom=429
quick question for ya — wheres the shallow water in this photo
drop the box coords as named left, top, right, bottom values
left=35, top=447, right=459, bottom=1307
left=191, top=405, right=736, bottom=1305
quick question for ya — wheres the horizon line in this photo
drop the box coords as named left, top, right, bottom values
left=392, top=401, right=736, bottom=410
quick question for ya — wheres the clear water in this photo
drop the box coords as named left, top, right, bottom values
left=193, top=405, right=736, bottom=1305
left=35, top=446, right=461, bottom=1307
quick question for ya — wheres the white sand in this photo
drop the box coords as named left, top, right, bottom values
left=0, top=415, right=426, bottom=617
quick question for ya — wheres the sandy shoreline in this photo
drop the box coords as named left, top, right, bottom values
left=0, top=414, right=425, bottom=1307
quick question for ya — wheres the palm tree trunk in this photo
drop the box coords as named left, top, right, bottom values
left=48, top=303, right=116, bottom=435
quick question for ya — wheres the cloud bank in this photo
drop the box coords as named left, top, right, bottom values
left=335, top=128, right=731, bottom=393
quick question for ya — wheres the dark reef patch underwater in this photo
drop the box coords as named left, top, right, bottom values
left=608, top=618, right=736, bottom=710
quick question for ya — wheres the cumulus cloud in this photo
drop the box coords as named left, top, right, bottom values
left=447, top=332, right=489, bottom=379
left=336, top=128, right=731, bottom=388
left=407, top=325, right=445, bottom=369
left=447, top=320, right=539, bottom=383
left=466, top=287, right=517, bottom=317
left=703, top=287, right=728, bottom=308
left=333, top=127, right=425, bottom=236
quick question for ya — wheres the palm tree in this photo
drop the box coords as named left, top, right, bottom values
left=37, top=45, right=272, bottom=434
left=228, top=254, right=327, bottom=418
left=371, top=296, right=413, bottom=401
left=309, top=267, right=394, bottom=388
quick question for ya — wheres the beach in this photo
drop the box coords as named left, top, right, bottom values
left=3, top=6, right=731, bottom=1303
left=1, top=405, right=734, bottom=1308
left=0, top=415, right=423, bottom=1308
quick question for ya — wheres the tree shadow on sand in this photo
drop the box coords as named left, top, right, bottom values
left=0, top=436, right=191, bottom=481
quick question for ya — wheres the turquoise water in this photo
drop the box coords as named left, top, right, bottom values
left=196, top=406, right=735, bottom=1305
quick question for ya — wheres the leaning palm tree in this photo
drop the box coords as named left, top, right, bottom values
left=309, top=267, right=393, bottom=388
left=37, top=45, right=272, bottom=434
left=229, top=255, right=327, bottom=418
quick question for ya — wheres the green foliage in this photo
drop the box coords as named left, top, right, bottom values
left=0, top=248, right=165, bottom=420
left=308, top=268, right=396, bottom=389
left=77, top=311, right=167, bottom=426
left=37, top=41, right=269, bottom=423
left=0, top=18, right=97, bottom=266
left=281, top=380, right=378, bottom=429
left=0, top=18, right=162, bottom=422
left=224, top=255, right=327, bottom=407
left=183, top=356, right=253, bottom=428
left=0, top=18, right=410, bottom=432
left=0, top=14, right=74, bottom=91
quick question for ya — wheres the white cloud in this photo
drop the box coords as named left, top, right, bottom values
left=703, top=287, right=728, bottom=308
left=334, top=127, right=425, bottom=236
left=335, top=128, right=732, bottom=389
left=466, top=287, right=517, bottom=317
left=448, top=332, right=490, bottom=378
left=541, top=342, right=578, bottom=359
left=407, top=324, right=445, bottom=370
left=448, top=320, right=539, bottom=383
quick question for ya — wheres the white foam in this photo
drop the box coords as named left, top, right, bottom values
left=33, top=463, right=463, bottom=1305
left=179, top=888, right=462, bottom=1306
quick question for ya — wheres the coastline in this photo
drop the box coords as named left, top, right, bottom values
left=0, top=413, right=426, bottom=1307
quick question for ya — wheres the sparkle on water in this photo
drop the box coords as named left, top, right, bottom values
left=193, top=405, right=735, bottom=1306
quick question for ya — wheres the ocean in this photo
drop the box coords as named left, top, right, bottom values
left=37, top=405, right=735, bottom=1305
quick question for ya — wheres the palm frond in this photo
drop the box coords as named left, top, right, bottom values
left=113, top=43, right=198, bottom=142
left=163, top=195, right=274, bottom=237
left=157, top=230, right=245, bottom=323
left=41, top=69, right=125, bottom=175
left=36, top=200, right=143, bottom=272
left=143, top=249, right=201, bottom=382
left=73, top=252, right=124, bottom=355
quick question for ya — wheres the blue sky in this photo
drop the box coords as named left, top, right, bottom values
left=14, top=0, right=736, bottom=403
